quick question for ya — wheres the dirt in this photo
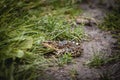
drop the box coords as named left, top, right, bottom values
left=38, top=3, right=117, bottom=80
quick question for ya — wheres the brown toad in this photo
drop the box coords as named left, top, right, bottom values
left=42, top=41, right=83, bottom=57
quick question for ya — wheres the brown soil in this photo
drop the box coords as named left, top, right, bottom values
left=38, top=3, right=117, bottom=80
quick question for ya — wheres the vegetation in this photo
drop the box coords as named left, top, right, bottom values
left=88, top=6, right=120, bottom=67
left=1, top=0, right=120, bottom=80
left=100, top=4, right=120, bottom=60
left=98, top=3, right=120, bottom=80
left=57, top=53, right=73, bottom=66
left=0, top=0, right=84, bottom=80
left=86, top=52, right=120, bottom=68
left=100, top=10, right=120, bottom=31
left=86, top=53, right=105, bottom=67
left=87, top=2, right=120, bottom=68
left=69, top=68, right=78, bottom=80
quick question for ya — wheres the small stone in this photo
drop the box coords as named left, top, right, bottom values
left=76, top=43, right=79, bottom=45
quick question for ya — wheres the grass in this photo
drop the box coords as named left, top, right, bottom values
left=85, top=52, right=105, bottom=68
left=69, top=68, right=78, bottom=80
left=99, top=61, right=120, bottom=80
left=86, top=52, right=120, bottom=68
left=0, top=0, right=84, bottom=79
left=57, top=53, right=73, bottom=67
left=1, top=0, right=120, bottom=80
left=99, top=10, right=120, bottom=31
left=98, top=5, right=120, bottom=79
left=99, top=5, right=120, bottom=59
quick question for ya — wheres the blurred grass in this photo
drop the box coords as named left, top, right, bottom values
left=99, top=6, right=120, bottom=48
left=0, top=0, right=84, bottom=80
left=98, top=2, right=120, bottom=76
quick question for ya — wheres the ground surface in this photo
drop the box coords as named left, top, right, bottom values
left=38, top=3, right=117, bottom=80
